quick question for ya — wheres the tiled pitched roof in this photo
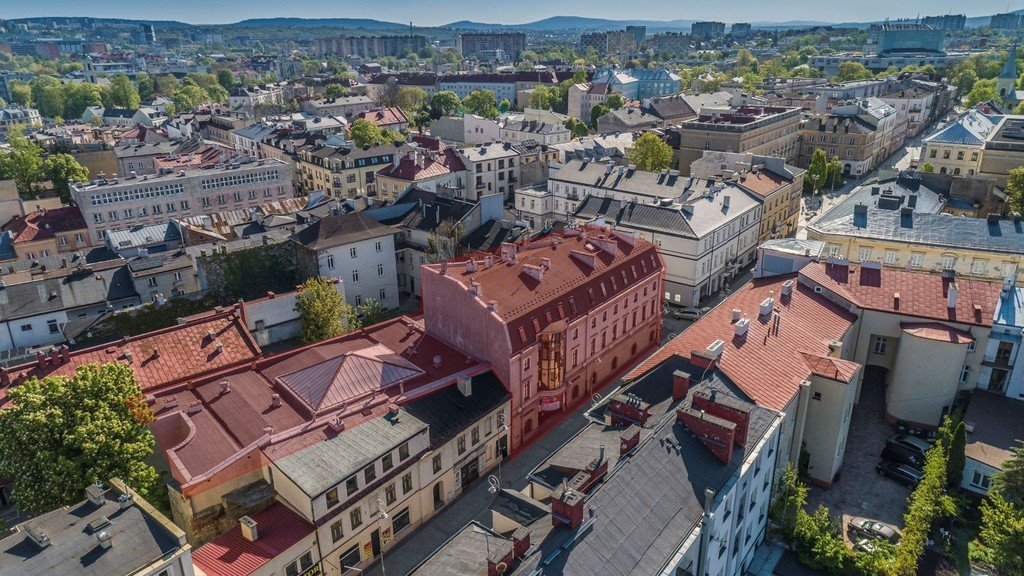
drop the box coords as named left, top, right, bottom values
left=378, top=146, right=466, bottom=182
left=626, top=275, right=859, bottom=411
left=3, top=308, right=260, bottom=400
left=800, top=262, right=1003, bottom=327
left=353, top=106, right=409, bottom=128
left=900, top=321, right=974, bottom=343
left=192, top=502, right=313, bottom=576
left=291, top=212, right=395, bottom=250
left=1, top=206, right=87, bottom=243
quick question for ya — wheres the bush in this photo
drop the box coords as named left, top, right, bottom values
left=792, top=505, right=850, bottom=574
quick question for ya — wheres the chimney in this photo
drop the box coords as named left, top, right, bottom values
left=469, top=281, right=483, bottom=297
left=607, top=394, right=650, bottom=426
left=676, top=406, right=736, bottom=464
left=36, top=351, right=46, bottom=368
left=733, top=317, right=750, bottom=337
left=61, top=345, right=70, bottom=363
left=692, top=387, right=752, bottom=447
left=49, top=347, right=60, bottom=365
left=271, top=393, right=281, bottom=408
left=117, top=492, right=133, bottom=510
left=432, top=355, right=442, bottom=368
left=86, top=484, right=106, bottom=506
left=124, top=349, right=134, bottom=364
left=672, top=370, right=691, bottom=401
left=220, top=379, right=231, bottom=393
left=239, top=516, right=258, bottom=542
left=758, top=292, right=774, bottom=316
left=550, top=483, right=585, bottom=530
left=330, top=416, right=345, bottom=432
left=781, top=279, right=794, bottom=297
left=619, top=427, right=641, bottom=456
left=512, top=526, right=531, bottom=558
left=522, top=264, right=544, bottom=282
left=947, top=283, right=959, bottom=309
left=731, top=309, right=741, bottom=322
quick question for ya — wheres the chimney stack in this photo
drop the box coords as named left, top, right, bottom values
left=239, top=516, right=258, bottom=542
left=947, top=283, right=959, bottom=309
left=271, top=393, right=281, bottom=408
left=672, top=370, right=691, bottom=401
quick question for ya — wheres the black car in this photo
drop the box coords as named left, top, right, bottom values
left=881, top=445, right=924, bottom=469
left=887, top=434, right=932, bottom=455
left=877, top=460, right=923, bottom=487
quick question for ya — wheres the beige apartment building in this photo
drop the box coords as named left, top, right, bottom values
left=71, top=158, right=294, bottom=242
left=798, top=99, right=906, bottom=178
left=295, top=142, right=399, bottom=197
left=920, top=110, right=998, bottom=176
left=673, top=106, right=803, bottom=175
left=979, top=115, right=1024, bottom=186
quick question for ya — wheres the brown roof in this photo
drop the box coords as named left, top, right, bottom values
left=352, top=106, right=408, bottom=128
left=901, top=322, right=974, bottom=343
left=1, top=206, right=88, bottom=243
left=193, top=502, right=313, bottom=576
left=291, top=212, right=395, bottom=250
left=626, top=275, right=859, bottom=411
left=378, top=145, right=467, bottom=182
left=737, top=170, right=790, bottom=198
left=800, top=262, right=1003, bottom=327
left=3, top=308, right=260, bottom=403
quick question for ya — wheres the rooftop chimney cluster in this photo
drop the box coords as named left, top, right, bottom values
left=676, top=386, right=751, bottom=465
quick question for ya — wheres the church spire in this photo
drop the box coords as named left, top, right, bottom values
left=1002, top=43, right=1018, bottom=80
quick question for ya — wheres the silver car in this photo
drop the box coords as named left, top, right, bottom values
left=847, top=517, right=899, bottom=544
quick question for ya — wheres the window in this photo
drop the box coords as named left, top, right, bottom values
left=399, top=442, right=410, bottom=460
left=339, top=545, right=361, bottom=571
left=967, top=340, right=976, bottom=352
left=379, top=288, right=387, bottom=301
left=47, top=319, right=59, bottom=334
left=350, top=247, right=358, bottom=258
left=352, top=270, right=359, bottom=283
left=346, top=476, right=358, bottom=496
left=523, top=357, right=530, bottom=372
left=941, top=254, right=956, bottom=270
left=326, top=487, right=339, bottom=508
left=385, top=484, right=397, bottom=505
left=173, top=271, right=183, bottom=282
left=350, top=507, right=362, bottom=530
left=377, top=263, right=384, bottom=276
left=364, top=464, right=376, bottom=483
left=285, top=551, right=314, bottom=576
left=812, top=391, right=822, bottom=401
left=884, top=249, right=898, bottom=264
left=522, top=379, right=532, bottom=400
left=148, top=277, right=158, bottom=287
left=326, top=253, right=335, bottom=270
left=402, top=472, right=412, bottom=494
left=356, top=295, right=363, bottom=306
left=331, top=519, right=344, bottom=542
left=910, top=252, right=924, bottom=268
left=432, top=453, right=442, bottom=473
left=382, top=453, right=394, bottom=473
left=960, top=365, right=971, bottom=384
left=858, top=247, right=872, bottom=262
left=392, top=507, right=411, bottom=534
left=972, top=470, right=992, bottom=489
left=375, top=241, right=383, bottom=252
left=872, top=336, right=888, bottom=355
left=471, top=426, right=480, bottom=445
left=58, top=235, right=68, bottom=246
left=971, top=259, right=987, bottom=275
left=827, top=244, right=841, bottom=257
left=458, top=436, right=467, bottom=454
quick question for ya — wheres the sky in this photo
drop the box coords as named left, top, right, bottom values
left=2, top=0, right=1019, bottom=26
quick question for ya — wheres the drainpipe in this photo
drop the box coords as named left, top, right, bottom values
left=696, top=488, right=715, bottom=576
left=789, top=380, right=812, bottom=469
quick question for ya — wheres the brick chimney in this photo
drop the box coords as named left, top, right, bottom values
left=676, top=406, right=736, bottom=464
left=691, top=388, right=751, bottom=447
left=607, top=393, right=650, bottom=426
left=48, top=347, right=60, bottom=365
left=551, top=481, right=585, bottom=529
left=672, top=370, right=691, bottom=401
left=36, top=351, right=46, bottom=368
left=619, top=427, right=641, bottom=457
left=512, top=526, right=531, bottom=558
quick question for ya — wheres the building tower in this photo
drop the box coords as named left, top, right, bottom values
left=997, top=43, right=1019, bottom=102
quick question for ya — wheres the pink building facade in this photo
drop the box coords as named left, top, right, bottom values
left=420, top=227, right=666, bottom=451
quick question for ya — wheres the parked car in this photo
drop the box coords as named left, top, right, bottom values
left=847, top=516, right=900, bottom=543
left=894, top=422, right=938, bottom=442
left=881, top=445, right=925, bottom=469
left=670, top=306, right=708, bottom=321
left=876, top=459, right=924, bottom=487
left=887, top=434, right=932, bottom=455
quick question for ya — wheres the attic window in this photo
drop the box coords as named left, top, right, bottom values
left=568, top=297, right=578, bottom=316
left=518, top=326, right=528, bottom=343
left=532, top=319, right=541, bottom=333
left=814, top=286, right=823, bottom=294
left=587, top=288, right=595, bottom=304
left=557, top=303, right=566, bottom=319
left=611, top=277, right=618, bottom=291
left=600, top=282, right=607, bottom=297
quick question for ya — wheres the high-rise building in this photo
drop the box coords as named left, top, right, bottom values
left=139, top=22, right=156, bottom=44
left=313, top=35, right=428, bottom=58
left=876, top=22, right=945, bottom=55
left=456, top=32, right=526, bottom=61
left=731, top=22, right=753, bottom=38
left=691, top=21, right=726, bottom=39
left=991, top=12, right=1022, bottom=31
left=625, top=25, right=647, bottom=45
left=920, top=14, right=966, bottom=31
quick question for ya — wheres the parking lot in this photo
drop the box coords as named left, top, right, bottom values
left=807, top=370, right=911, bottom=544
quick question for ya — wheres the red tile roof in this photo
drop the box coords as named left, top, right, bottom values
left=193, top=502, right=313, bottom=576
left=378, top=145, right=466, bottom=182
left=736, top=170, right=790, bottom=198
left=1, top=206, right=88, bottom=243
left=901, top=322, right=975, bottom=343
left=626, top=275, right=859, bottom=411
left=3, top=308, right=261, bottom=402
left=353, top=106, right=409, bottom=128
left=800, top=262, right=1003, bottom=327
left=432, top=229, right=663, bottom=353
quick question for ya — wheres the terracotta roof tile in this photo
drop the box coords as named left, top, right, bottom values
left=1, top=206, right=88, bottom=243
left=800, top=262, right=1003, bottom=327
left=900, top=321, right=975, bottom=343
left=378, top=144, right=466, bottom=182
left=353, top=106, right=408, bottom=128
left=193, top=502, right=313, bottom=576
left=626, top=275, right=858, bottom=411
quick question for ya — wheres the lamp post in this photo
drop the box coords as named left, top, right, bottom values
left=496, top=411, right=509, bottom=487
left=376, top=499, right=388, bottom=576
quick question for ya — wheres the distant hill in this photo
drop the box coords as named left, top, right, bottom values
left=234, top=17, right=412, bottom=30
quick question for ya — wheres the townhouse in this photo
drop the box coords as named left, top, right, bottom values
left=301, top=95, right=376, bottom=118
left=672, top=106, right=803, bottom=175
left=921, top=110, right=1000, bottom=176
left=498, top=120, right=571, bottom=145
left=228, top=84, right=286, bottom=114
left=294, top=142, right=399, bottom=198
left=456, top=140, right=521, bottom=201
left=0, top=105, right=41, bottom=141
left=798, top=98, right=906, bottom=178
left=0, top=206, right=92, bottom=263
left=375, top=138, right=468, bottom=203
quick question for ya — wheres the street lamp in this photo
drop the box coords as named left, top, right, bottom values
left=496, top=411, right=509, bottom=487
left=376, top=499, right=388, bottom=576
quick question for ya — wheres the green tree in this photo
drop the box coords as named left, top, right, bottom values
left=172, top=84, right=210, bottom=113
left=893, top=443, right=956, bottom=576
left=462, top=89, right=498, bottom=118
left=590, top=103, right=609, bottom=127
left=529, top=84, right=557, bottom=110
left=349, top=118, right=384, bottom=147
left=63, top=82, right=104, bottom=120
left=920, top=162, right=935, bottom=173
left=1006, top=165, right=1024, bottom=214
left=792, top=505, right=849, bottom=573
left=106, top=75, right=141, bottom=109
left=0, top=127, right=44, bottom=197
left=0, top=363, right=161, bottom=515
left=395, top=86, right=428, bottom=113
left=356, top=298, right=385, bottom=326
left=380, top=128, right=405, bottom=144
left=9, top=79, right=32, bottom=106
left=768, top=463, right=807, bottom=540
left=628, top=132, right=673, bottom=172
left=43, top=153, right=90, bottom=202
left=964, top=78, right=998, bottom=107
left=973, top=443, right=1024, bottom=573
left=135, top=72, right=155, bottom=103
left=835, top=61, right=872, bottom=82
left=498, top=98, right=511, bottom=113
left=429, top=90, right=461, bottom=118
left=295, top=277, right=354, bottom=344
left=30, top=76, right=65, bottom=119
left=565, top=118, right=588, bottom=138
left=217, top=69, right=235, bottom=90
left=605, top=93, right=626, bottom=110
left=427, top=219, right=465, bottom=262
left=324, top=83, right=348, bottom=98
left=155, top=74, right=179, bottom=97
left=804, top=148, right=834, bottom=195
left=946, top=421, right=967, bottom=492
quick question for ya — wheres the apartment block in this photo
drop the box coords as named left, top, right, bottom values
left=456, top=32, right=526, bottom=61
left=673, top=106, right=803, bottom=174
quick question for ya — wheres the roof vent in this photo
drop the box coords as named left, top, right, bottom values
left=270, top=393, right=281, bottom=408
left=432, top=355, right=442, bottom=368
left=88, top=516, right=111, bottom=533
left=96, top=531, right=112, bottom=549
left=781, top=279, right=794, bottom=296
left=86, top=484, right=106, bottom=506
left=705, top=339, right=725, bottom=360
left=329, top=417, right=345, bottom=432
left=239, top=516, right=258, bottom=542
left=947, top=283, right=959, bottom=309
left=25, top=525, right=50, bottom=549
left=117, top=492, right=133, bottom=510
left=220, top=379, right=231, bottom=393
left=731, top=309, right=741, bottom=322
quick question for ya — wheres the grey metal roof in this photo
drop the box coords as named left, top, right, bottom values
left=810, top=172, right=944, bottom=229
left=0, top=486, right=183, bottom=576
left=0, top=265, right=137, bottom=321
left=291, top=212, right=396, bottom=250
left=402, top=371, right=509, bottom=447
left=923, top=111, right=1000, bottom=146
left=105, top=222, right=181, bottom=250
left=273, top=411, right=428, bottom=496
